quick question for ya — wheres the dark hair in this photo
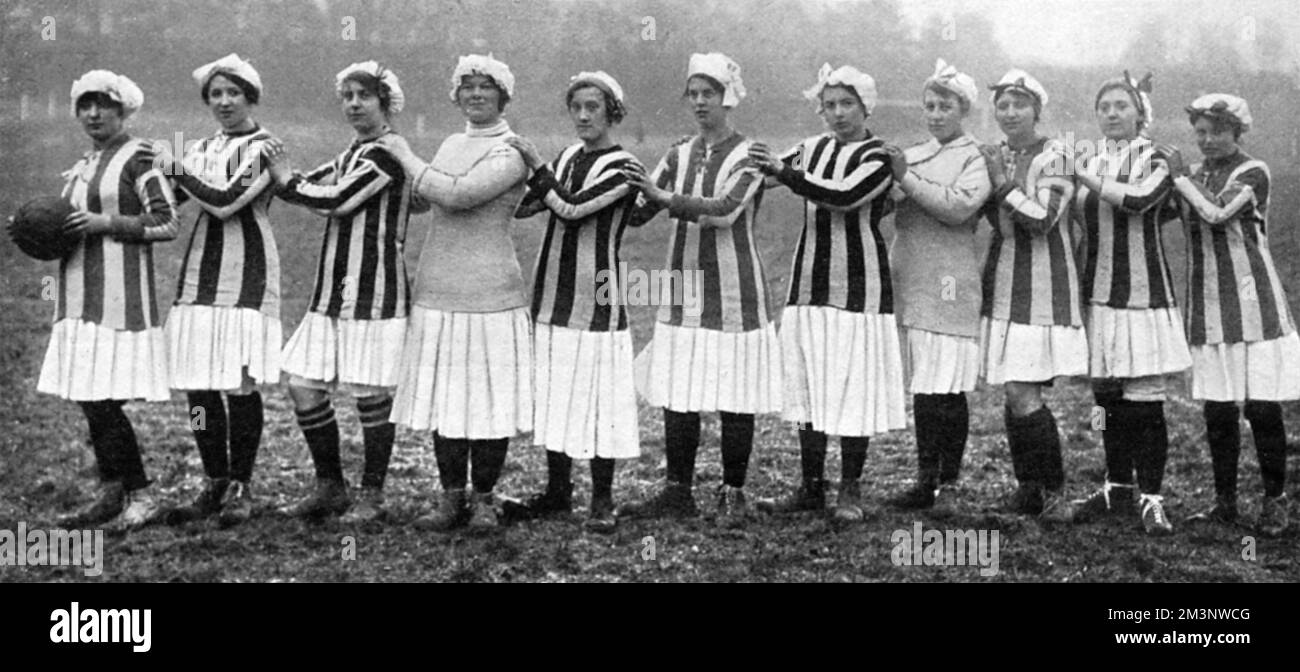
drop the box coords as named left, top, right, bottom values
left=1094, top=79, right=1144, bottom=129
left=457, top=75, right=510, bottom=111
left=202, top=71, right=260, bottom=105
left=923, top=82, right=970, bottom=114
left=74, top=91, right=124, bottom=115
left=565, top=82, right=625, bottom=124
left=682, top=74, right=725, bottom=100
left=341, top=71, right=393, bottom=115
left=1187, top=110, right=1243, bottom=140
left=993, top=87, right=1041, bottom=122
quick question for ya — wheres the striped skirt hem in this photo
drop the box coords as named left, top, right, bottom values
left=634, top=321, right=782, bottom=415
left=281, top=311, right=406, bottom=389
left=980, top=317, right=1088, bottom=385
left=534, top=322, right=640, bottom=459
left=782, top=306, right=907, bottom=436
left=167, top=304, right=282, bottom=391
left=1190, top=333, right=1300, bottom=401
left=37, top=318, right=170, bottom=401
left=389, top=305, right=533, bottom=438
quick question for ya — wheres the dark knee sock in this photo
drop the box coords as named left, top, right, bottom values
left=937, top=393, right=970, bottom=484
left=226, top=391, right=263, bottom=483
left=840, top=436, right=869, bottom=482
left=470, top=438, right=509, bottom=493
left=295, top=400, right=342, bottom=483
left=1004, top=406, right=1035, bottom=485
left=433, top=434, right=469, bottom=490
left=187, top=391, right=229, bottom=480
left=357, top=395, right=395, bottom=489
left=1131, top=401, right=1169, bottom=495
left=80, top=400, right=147, bottom=489
left=720, top=412, right=754, bottom=488
left=1007, top=406, right=1063, bottom=491
left=591, top=457, right=615, bottom=500
left=798, top=424, right=828, bottom=487
left=912, top=395, right=943, bottom=487
left=1244, top=400, right=1287, bottom=498
left=1203, top=402, right=1241, bottom=500
left=663, top=409, right=700, bottom=487
left=1093, top=381, right=1133, bottom=485
left=545, top=450, right=574, bottom=495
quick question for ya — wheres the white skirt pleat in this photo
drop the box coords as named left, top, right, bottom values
left=281, top=311, right=406, bottom=389
left=781, top=306, right=907, bottom=436
left=980, top=316, right=1089, bottom=385
left=1190, top=332, right=1300, bottom=401
left=901, top=326, right=981, bottom=395
left=389, top=305, right=533, bottom=438
left=166, top=304, right=282, bottom=391
left=634, top=321, right=782, bottom=415
left=1087, top=305, right=1192, bottom=379
left=533, top=322, right=640, bottom=459
left=38, top=318, right=170, bottom=402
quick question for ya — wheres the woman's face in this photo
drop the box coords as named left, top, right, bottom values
left=994, top=90, right=1037, bottom=138
left=820, top=85, right=867, bottom=142
left=207, top=74, right=254, bottom=132
left=339, top=80, right=385, bottom=136
left=1193, top=116, right=1239, bottom=161
left=923, top=88, right=964, bottom=143
left=76, top=95, right=125, bottom=145
left=569, top=86, right=612, bottom=145
left=685, top=76, right=727, bottom=131
left=1096, top=87, right=1140, bottom=141
left=457, top=74, right=504, bottom=125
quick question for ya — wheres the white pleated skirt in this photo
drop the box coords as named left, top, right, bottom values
left=389, top=305, right=533, bottom=438
left=901, top=326, right=981, bottom=395
left=781, top=306, right=907, bottom=436
left=281, top=311, right=406, bottom=390
left=634, top=321, right=782, bottom=415
left=38, top=318, right=170, bottom=402
left=980, top=317, right=1089, bottom=385
left=1190, top=332, right=1300, bottom=401
left=1087, top=305, right=1192, bottom=379
left=166, top=304, right=282, bottom=392
left=533, top=322, right=640, bottom=460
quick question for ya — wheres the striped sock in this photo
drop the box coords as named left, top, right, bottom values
left=357, top=395, right=395, bottom=489
left=296, top=400, right=342, bottom=483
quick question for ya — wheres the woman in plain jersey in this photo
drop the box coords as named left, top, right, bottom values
left=1171, top=94, right=1297, bottom=537
left=885, top=59, right=991, bottom=513
left=978, top=69, right=1086, bottom=520
left=381, top=54, right=532, bottom=533
left=1063, top=72, right=1191, bottom=535
left=40, top=70, right=178, bottom=530
left=500, top=71, right=644, bottom=533
left=749, top=63, right=906, bottom=523
left=621, top=52, right=782, bottom=529
left=162, top=54, right=282, bottom=528
left=266, top=61, right=416, bottom=525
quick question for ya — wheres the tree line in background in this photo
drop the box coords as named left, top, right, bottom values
left=2, top=0, right=1298, bottom=161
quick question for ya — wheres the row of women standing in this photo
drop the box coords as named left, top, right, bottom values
left=39, top=50, right=1295, bottom=540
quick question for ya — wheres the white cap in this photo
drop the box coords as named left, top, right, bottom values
left=924, top=58, right=977, bottom=108
left=70, top=70, right=143, bottom=117
left=803, top=63, right=878, bottom=114
left=687, top=52, right=746, bottom=108
left=989, top=68, right=1048, bottom=109
left=336, top=61, right=405, bottom=113
left=450, top=54, right=515, bottom=103
left=193, top=53, right=263, bottom=98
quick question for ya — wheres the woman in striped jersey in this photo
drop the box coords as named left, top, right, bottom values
left=40, top=71, right=178, bottom=530
left=885, top=59, right=991, bottom=513
left=160, top=54, right=281, bottom=528
left=499, top=71, right=644, bottom=533
left=978, top=69, right=1086, bottom=519
left=381, top=54, right=532, bottom=533
left=748, top=63, right=907, bottom=523
left=266, top=62, right=415, bottom=524
left=1064, top=73, right=1191, bottom=535
left=620, top=52, right=781, bottom=528
left=1170, top=95, right=1297, bottom=537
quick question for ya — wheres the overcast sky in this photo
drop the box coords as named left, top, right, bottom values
left=891, top=0, right=1300, bottom=70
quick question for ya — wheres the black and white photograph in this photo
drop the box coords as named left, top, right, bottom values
left=1, top=0, right=1297, bottom=650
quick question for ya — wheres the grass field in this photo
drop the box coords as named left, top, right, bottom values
left=2, top=111, right=1298, bottom=582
